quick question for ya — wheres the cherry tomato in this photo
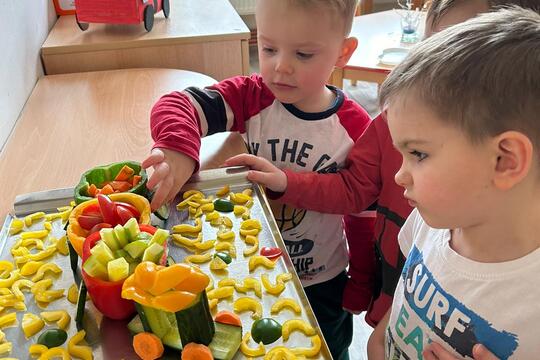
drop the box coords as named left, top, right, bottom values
left=97, top=194, right=118, bottom=226
left=78, top=215, right=103, bottom=230
left=116, top=205, right=135, bottom=225
left=81, top=203, right=102, bottom=218
left=114, top=202, right=141, bottom=218
left=88, top=223, right=112, bottom=235
left=259, top=247, right=282, bottom=260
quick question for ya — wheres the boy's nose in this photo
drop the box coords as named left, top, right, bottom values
left=394, top=165, right=411, bottom=188
left=275, top=56, right=293, bottom=74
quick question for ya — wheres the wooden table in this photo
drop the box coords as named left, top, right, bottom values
left=330, top=10, right=425, bottom=87
left=42, top=0, right=251, bottom=81
left=0, top=68, right=247, bottom=220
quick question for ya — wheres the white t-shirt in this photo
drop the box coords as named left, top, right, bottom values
left=386, top=209, right=540, bottom=359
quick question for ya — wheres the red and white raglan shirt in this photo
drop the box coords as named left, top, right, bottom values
left=150, top=74, right=371, bottom=287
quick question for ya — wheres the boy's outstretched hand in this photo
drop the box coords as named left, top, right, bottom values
left=142, top=148, right=196, bottom=211
left=224, top=154, right=287, bottom=193
left=423, top=342, right=499, bottom=360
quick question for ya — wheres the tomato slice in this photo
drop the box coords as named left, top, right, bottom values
left=259, top=247, right=282, bottom=260
left=78, top=215, right=104, bottom=231
left=116, top=205, right=135, bottom=225
left=114, top=202, right=141, bottom=219
left=88, top=222, right=112, bottom=235
left=97, top=194, right=119, bottom=226
left=81, top=203, right=102, bottom=217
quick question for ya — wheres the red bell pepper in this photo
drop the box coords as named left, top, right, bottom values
left=82, top=224, right=158, bottom=320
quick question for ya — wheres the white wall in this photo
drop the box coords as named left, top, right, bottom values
left=0, top=1, right=57, bottom=152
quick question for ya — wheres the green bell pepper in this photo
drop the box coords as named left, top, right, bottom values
left=74, top=161, right=148, bottom=204
left=251, top=318, right=282, bottom=345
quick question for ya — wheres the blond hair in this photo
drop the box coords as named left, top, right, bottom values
left=287, top=0, right=359, bottom=35
left=426, top=0, right=540, bottom=27
left=380, top=7, right=540, bottom=150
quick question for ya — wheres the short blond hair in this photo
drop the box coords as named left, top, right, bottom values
left=380, top=7, right=540, bottom=150
left=287, top=0, right=359, bottom=35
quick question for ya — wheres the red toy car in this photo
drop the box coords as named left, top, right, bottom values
left=75, top=0, right=170, bottom=32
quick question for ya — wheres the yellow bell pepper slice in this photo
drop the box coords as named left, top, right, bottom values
left=217, top=278, right=236, bottom=288
left=12, top=279, right=34, bottom=301
left=185, top=252, right=213, bottom=264
left=217, top=230, right=235, bottom=242
left=261, top=274, right=286, bottom=296
left=243, top=235, right=259, bottom=256
left=240, top=332, right=266, bottom=357
left=35, top=289, right=65, bottom=303
left=277, top=273, right=293, bottom=283
left=0, top=313, right=17, bottom=328
left=240, top=219, right=262, bottom=230
left=264, top=346, right=298, bottom=360
left=26, top=245, right=57, bottom=261
left=216, top=185, right=230, bottom=197
left=271, top=298, right=302, bottom=316
left=41, top=310, right=71, bottom=330
left=291, top=335, right=322, bottom=358
left=207, top=286, right=234, bottom=301
left=208, top=298, right=218, bottom=310
left=191, top=239, right=215, bottom=252
left=281, top=319, right=316, bottom=341
left=0, top=261, right=14, bottom=274
left=0, top=271, right=20, bottom=289
left=230, top=192, right=251, bottom=205
left=199, top=203, right=214, bottom=213
left=0, top=342, right=12, bottom=355
left=9, top=219, right=24, bottom=235
left=29, top=344, right=48, bottom=357
left=22, top=313, right=44, bottom=338
left=221, top=216, right=233, bottom=228
left=233, top=205, right=247, bottom=216
left=183, top=190, right=204, bottom=200
left=248, top=256, right=276, bottom=272
left=20, top=230, right=49, bottom=240
left=209, top=257, right=228, bottom=271
left=24, top=212, right=46, bottom=227
left=235, top=277, right=262, bottom=298
left=31, top=279, right=53, bottom=294
left=240, top=228, right=260, bottom=237
left=19, top=261, right=44, bottom=276
left=32, top=263, right=63, bottom=282
left=39, top=346, right=70, bottom=360
left=205, top=211, right=220, bottom=222
left=56, top=235, right=69, bottom=256
left=43, top=221, right=52, bottom=231
left=67, top=283, right=79, bottom=304
left=21, top=238, right=44, bottom=250
left=233, top=297, right=263, bottom=320
left=172, top=218, right=202, bottom=234
left=214, top=242, right=236, bottom=258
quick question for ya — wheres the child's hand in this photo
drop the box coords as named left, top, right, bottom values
left=142, top=148, right=196, bottom=211
left=423, top=342, right=499, bottom=360
left=224, top=154, right=287, bottom=193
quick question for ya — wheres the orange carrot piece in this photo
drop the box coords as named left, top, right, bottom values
left=132, top=175, right=142, bottom=187
left=214, top=310, right=242, bottom=327
left=133, top=332, right=164, bottom=360
left=115, top=165, right=135, bottom=181
left=110, top=180, right=132, bottom=192
left=87, top=184, right=98, bottom=197
left=100, top=184, right=114, bottom=195
left=181, top=343, right=214, bottom=360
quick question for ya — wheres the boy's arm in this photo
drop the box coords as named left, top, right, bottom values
left=367, top=308, right=390, bottom=359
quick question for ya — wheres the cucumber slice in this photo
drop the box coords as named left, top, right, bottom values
left=107, top=257, right=129, bottom=282
left=135, top=304, right=182, bottom=350
left=127, top=315, right=144, bottom=334
left=100, top=228, right=120, bottom=251
left=136, top=232, right=153, bottom=242
left=209, top=322, right=242, bottom=360
left=82, top=254, right=108, bottom=280
left=149, top=228, right=169, bottom=246
left=154, top=204, right=170, bottom=220
left=113, top=224, right=129, bottom=248
left=90, top=240, right=115, bottom=265
left=124, top=240, right=148, bottom=260
left=124, top=217, right=140, bottom=242
left=142, top=243, right=164, bottom=263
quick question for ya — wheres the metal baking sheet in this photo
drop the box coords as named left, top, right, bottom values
left=0, top=167, right=332, bottom=359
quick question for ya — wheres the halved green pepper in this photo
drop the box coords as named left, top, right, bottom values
left=74, top=161, right=148, bottom=204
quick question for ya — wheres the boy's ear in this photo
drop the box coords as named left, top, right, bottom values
left=492, top=131, right=533, bottom=190
left=335, top=37, right=358, bottom=68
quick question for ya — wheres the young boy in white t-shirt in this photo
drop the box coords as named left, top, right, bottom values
left=368, top=7, right=540, bottom=359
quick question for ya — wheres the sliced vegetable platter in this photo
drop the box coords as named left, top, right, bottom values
left=160, top=168, right=331, bottom=359
left=0, top=167, right=331, bottom=359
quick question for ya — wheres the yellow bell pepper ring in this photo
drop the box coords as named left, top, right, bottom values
left=240, top=332, right=266, bottom=357
left=248, top=256, right=276, bottom=272
left=233, top=297, right=263, bottom=320
left=291, top=335, right=322, bottom=358
left=271, top=298, right=302, bottom=316
left=281, top=319, right=316, bottom=341
left=67, top=193, right=151, bottom=257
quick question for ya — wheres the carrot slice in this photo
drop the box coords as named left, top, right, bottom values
left=87, top=184, right=98, bottom=197
left=133, top=332, right=164, bottom=360
left=115, top=165, right=135, bottom=181
left=110, top=180, right=132, bottom=192
left=100, top=184, right=114, bottom=195
left=132, top=175, right=142, bottom=187
left=181, top=342, right=213, bottom=360
left=214, top=310, right=242, bottom=327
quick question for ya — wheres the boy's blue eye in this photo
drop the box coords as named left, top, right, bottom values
left=296, top=52, right=313, bottom=59
left=262, top=47, right=276, bottom=54
left=409, top=150, right=428, bottom=161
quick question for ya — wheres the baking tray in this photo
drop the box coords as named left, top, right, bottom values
left=0, top=167, right=332, bottom=359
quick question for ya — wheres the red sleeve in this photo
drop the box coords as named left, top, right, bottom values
left=277, top=116, right=384, bottom=213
